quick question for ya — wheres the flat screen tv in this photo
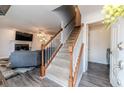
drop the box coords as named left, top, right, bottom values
left=15, top=31, right=33, bottom=41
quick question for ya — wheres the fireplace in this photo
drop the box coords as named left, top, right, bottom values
left=15, top=44, right=29, bottom=51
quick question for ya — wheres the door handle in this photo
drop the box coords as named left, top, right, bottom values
left=119, top=60, right=124, bottom=70
left=117, top=79, right=121, bottom=86
left=117, top=42, right=124, bottom=50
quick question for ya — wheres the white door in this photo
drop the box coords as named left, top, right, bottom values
left=110, top=18, right=124, bottom=87
left=88, top=24, right=110, bottom=64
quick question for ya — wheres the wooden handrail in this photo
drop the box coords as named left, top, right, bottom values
left=45, top=28, right=63, bottom=47
left=40, top=28, right=63, bottom=78
left=68, top=46, right=73, bottom=87
left=68, top=44, right=84, bottom=87
left=68, top=24, right=84, bottom=86
left=45, top=15, right=75, bottom=47
left=64, top=16, right=75, bottom=29
left=45, top=44, right=63, bottom=69
left=73, top=43, right=84, bottom=86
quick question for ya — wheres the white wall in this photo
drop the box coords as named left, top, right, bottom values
left=0, top=29, right=15, bottom=59
left=88, top=24, right=110, bottom=64
left=83, top=11, right=103, bottom=24
left=72, top=27, right=85, bottom=86
left=0, top=29, right=41, bottom=59
left=82, top=24, right=89, bottom=72
left=80, top=6, right=103, bottom=24
left=80, top=6, right=104, bottom=71
left=31, top=33, right=41, bottom=51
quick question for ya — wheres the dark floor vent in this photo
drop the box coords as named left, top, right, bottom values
left=0, top=5, right=11, bottom=15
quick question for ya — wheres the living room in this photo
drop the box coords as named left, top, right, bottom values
left=0, top=5, right=76, bottom=87
left=0, top=5, right=62, bottom=86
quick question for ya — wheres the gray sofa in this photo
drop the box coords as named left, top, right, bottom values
left=10, top=50, right=41, bottom=68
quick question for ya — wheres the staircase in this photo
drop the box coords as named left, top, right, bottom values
left=46, top=27, right=81, bottom=87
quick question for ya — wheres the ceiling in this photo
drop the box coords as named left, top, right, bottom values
left=0, top=5, right=61, bottom=34
left=79, top=5, right=103, bottom=15
left=0, top=5, right=104, bottom=34
left=88, top=21, right=103, bottom=28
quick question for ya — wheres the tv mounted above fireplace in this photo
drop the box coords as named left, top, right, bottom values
left=15, top=31, right=33, bottom=41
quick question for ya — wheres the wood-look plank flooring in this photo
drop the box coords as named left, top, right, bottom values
left=79, top=62, right=112, bottom=87
left=6, top=62, right=112, bottom=87
left=7, top=68, right=60, bottom=87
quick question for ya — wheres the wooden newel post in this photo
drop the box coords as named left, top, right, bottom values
left=40, top=44, right=45, bottom=77
left=68, top=46, right=73, bottom=87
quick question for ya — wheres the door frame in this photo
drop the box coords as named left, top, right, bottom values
left=85, top=21, right=112, bottom=85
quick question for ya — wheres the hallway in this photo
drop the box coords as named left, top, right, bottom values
left=79, top=62, right=112, bottom=87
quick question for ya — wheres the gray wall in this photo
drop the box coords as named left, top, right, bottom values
left=54, top=5, right=75, bottom=26
left=53, top=5, right=76, bottom=43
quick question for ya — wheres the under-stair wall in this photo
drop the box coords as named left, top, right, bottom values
left=67, top=25, right=85, bottom=87
left=73, top=26, right=85, bottom=86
